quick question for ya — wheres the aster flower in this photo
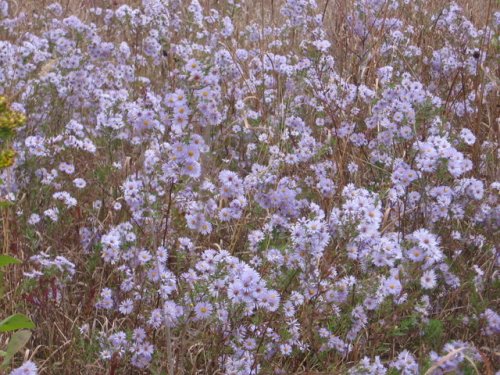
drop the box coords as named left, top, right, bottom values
left=137, top=249, right=152, bottom=265
left=43, top=207, right=59, bottom=222
left=460, top=128, right=476, bottom=145
left=27, top=213, right=41, bottom=225
left=10, top=361, right=38, bottom=375
left=481, top=309, right=500, bottom=336
left=119, top=299, right=134, bottom=315
left=182, top=161, right=201, bottom=178
left=420, top=270, right=437, bottom=289
left=390, top=350, right=418, bottom=375
left=73, top=178, right=86, bottom=189
left=148, top=308, right=163, bottom=329
left=194, top=301, right=213, bottom=320
left=163, top=300, right=183, bottom=327
left=384, top=277, right=402, bottom=296
left=58, top=162, right=75, bottom=174
left=407, top=247, right=425, bottom=262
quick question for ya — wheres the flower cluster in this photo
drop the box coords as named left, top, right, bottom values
left=0, top=0, right=498, bottom=373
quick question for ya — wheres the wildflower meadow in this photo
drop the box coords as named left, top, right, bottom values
left=0, top=0, right=498, bottom=373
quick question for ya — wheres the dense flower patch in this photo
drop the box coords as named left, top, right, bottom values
left=0, top=0, right=498, bottom=373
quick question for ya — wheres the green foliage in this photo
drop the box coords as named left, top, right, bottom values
left=0, top=254, right=36, bottom=368
left=420, top=358, right=432, bottom=374
left=279, top=327, right=292, bottom=341
left=470, top=288, right=488, bottom=313
left=85, top=244, right=102, bottom=275
left=462, top=361, right=481, bottom=375
left=0, top=330, right=32, bottom=368
left=0, top=314, right=35, bottom=332
left=0, top=201, right=14, bottom=209
left=75, top=327, right=101, bottom=367
left=94, top=163, right=113, bottom=184
left=0, top=255, right=22, bottom=268
left=387, top=368, right=401, bottom=375
left=423, top=319, right=443, bottom=349
left=391, top=315, right=418, bottom=337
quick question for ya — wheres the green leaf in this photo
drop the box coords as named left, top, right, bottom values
left=0, top=201, right=14, bottom=209
left=0, top=255, right=21, bottom=268
left=0, top=271, right=4, bottom=298
left=0, top=314, right=35, bottom=332
left=1, top=330, right=31, bottom=367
